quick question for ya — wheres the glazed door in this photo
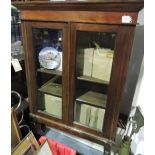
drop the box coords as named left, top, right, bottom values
left=22, top=22, right=69, bottom=123
left=70, top=23, right=135, bottom=139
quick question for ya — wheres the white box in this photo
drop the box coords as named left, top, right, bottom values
left=92, top=48, right=113, bottom=82
left=97, top=109, right=106, bottom=130
left=89, top=107, right=99, bottom=128
left=44, top=94, right=62, bottom=119
left=77, top=48, right=94, bottom=77
left=79, top=104, right=91, bottom=126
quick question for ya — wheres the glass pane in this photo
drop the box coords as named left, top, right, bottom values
left=74, top=31, right=116, bottom=131
left=32, top=28, right=63, bottom=119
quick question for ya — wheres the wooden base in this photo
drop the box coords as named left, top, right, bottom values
left=29, top=113, right=114, bottom=146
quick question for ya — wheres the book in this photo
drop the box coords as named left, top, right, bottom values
left=97, top=108, right=106, bottom=130
left=77, top=48, right=94, bottom=77
left=79, top=104, right=91, bottom=126
left=92, top=48, right=113, bottom=82
left=44, top=94, right=62, bottom=119
left=89, top=107, right=99, bottom=128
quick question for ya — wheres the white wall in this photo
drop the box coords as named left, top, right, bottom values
left=132, top=8, right=144, bottom=109
left=130, top=8, right=144, bottom=155
left=131, top=60, right=144, bottom=155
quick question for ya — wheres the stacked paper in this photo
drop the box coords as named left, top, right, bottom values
left=97, top=108, right=105, bottom=130
left=92, top=48, right=113, bottom=82
left=89, top=107, right=99, bottom=128
left=79, top=104, right=91, bottom=126
left=44, top=94, right=62, bottom=119
left=77, top=48, right=94, bottom=76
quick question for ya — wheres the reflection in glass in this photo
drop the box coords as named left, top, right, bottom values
left=74, top=31, right=116, bottom=131
left=32, top=28, right=63, bottom=119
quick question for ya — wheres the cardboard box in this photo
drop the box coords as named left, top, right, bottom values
left=44, top=94, right=62, bottom=119
left=97, top=108, right=106, bottom=130
left=79, top=104, right=91, bottom=126
left=92, top=48, right=113, bottom=82
left=76, top=48, right=94, bottom=77
left=89, top=107, right=99, bottom=128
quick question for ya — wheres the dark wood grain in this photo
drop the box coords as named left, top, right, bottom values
left=19, top=10, right=138, bottom=25
left=18, top=0, right=143, bottom=143
left=37, top=68, right=62, bottom=76
left=103, top=25, right=136, bottom=139
left=21, top=21, right=38, bottom=113
left=69, top=23, right=137, bottom=140
left=69, top=23, right=120, bottom=140
left=13, top=1, right=143, bottom=12
left=73, top=121, right=103, bottom=136
left=22, top=21, right=69, bottom=124
left=61, top=23, right=70, bottom=124
left=29, top=113, right=112, bottom=145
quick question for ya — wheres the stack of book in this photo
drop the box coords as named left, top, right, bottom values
left=76, top=48, right=94, bottom=77
left=77, top=48, right=113, bottom=82
left=44, top=94, right=62, bottom=119
left=79, top=104, right=105, bottom=130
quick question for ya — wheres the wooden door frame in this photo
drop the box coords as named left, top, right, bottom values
left=69, top=23, right=135, bottom=140
left=21, top=21, right=70, bottom=124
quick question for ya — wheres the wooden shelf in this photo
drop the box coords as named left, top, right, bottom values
left=37, top=110, right=62, bottom=120
left=37, top=68, right=62, bottom=76
left=38, top=82, right=62, bottom=97
left=77, top=75, right=109, bottom=85
left=76, top=91, right=107, bottom=109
